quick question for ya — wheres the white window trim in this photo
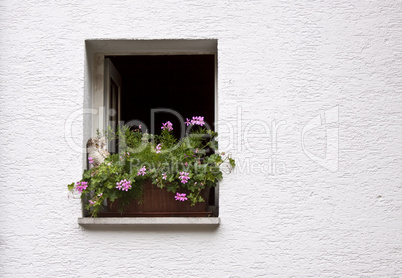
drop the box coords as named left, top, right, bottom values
left=83, top=39, right=220, bottom=221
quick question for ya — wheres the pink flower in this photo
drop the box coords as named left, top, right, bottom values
left=193, top=116, right=205, bottom=126
left=75, top=181, right=88, bottom=193
left=116, top=179, right=132, bottom=191
left=161, top=121, right=173, bottom=131
left=88, top=157, right=94, bottom=164
left=179, top=172, right=190, bottom=184
left=89, top=200, right=96, bottom=205
left=175, top=193, right=188, bottom=201
left=185, top=118, right=191, bottom=126
left=137, top=166, right=146, bottom=176
left=186, top=116, right=205, bottom=126
left=155, top=143, right=162, bottom=154
left=162, top=173, right=167, bottom=180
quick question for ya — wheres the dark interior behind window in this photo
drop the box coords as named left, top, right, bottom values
left=107, top=55, right=215, bottom=138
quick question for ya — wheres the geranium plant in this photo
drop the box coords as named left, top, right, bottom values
left=68, top=116, right=235, bottom=217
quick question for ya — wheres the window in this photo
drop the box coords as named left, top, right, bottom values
left=84, top=40, right=218, bottom=217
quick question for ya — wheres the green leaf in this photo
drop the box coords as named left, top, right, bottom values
left=67, top=182, right=75, bottom=191
left=83, top=170, right=91, bottom=180
left=229, top=158, right=236, bottom=168
left=109, top=191, right=117, bottom=202
left=106, top=181, right=113, bottom=189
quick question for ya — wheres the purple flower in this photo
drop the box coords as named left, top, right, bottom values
left=116, top=179, right=132, bottom=191
left=75, top=181, right=88, bottom=193
left=88, top=157, right=94, bottom=164
left=179, top=172, right=190, bottom=184
left=193, top=116, right=205, bottom=126
left=89, top=200, right=96, bottom=205
left=155, top=143, right=162, bottom=154
left=186, top=116, right=205, bottom=127
left=185, top=118, right=191, bottom=126
left=137, top=166, right=146, bottom=176
left=175, top=193, right=188, bottom=201
left=161, top=121, right=173, bottom=131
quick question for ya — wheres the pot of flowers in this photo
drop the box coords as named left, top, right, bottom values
left=68, top=116, right=235, bottom=217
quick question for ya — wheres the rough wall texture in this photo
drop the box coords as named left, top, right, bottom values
left=0, top=0, right=401, bottom=277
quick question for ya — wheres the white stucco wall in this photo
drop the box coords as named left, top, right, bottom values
left=1, top=1, right=401, bottom=277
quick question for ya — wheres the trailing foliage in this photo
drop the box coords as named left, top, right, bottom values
left=68, top=117, right=235, bottom=217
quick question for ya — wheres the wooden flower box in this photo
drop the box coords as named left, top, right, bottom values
left=98, top=182, right=212, bottom=217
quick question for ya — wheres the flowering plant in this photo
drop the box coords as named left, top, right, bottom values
left=68, top=116, right=235, bottom=217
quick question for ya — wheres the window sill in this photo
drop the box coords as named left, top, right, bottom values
left=78, top=217, right=220, bottom=226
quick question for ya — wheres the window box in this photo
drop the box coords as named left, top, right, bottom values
left=99, top=181, right=212, bottom=217
left=69, top=120, right=235, bottom=217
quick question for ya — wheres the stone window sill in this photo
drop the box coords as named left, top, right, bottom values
left=78, top=217, right=220, bottom=226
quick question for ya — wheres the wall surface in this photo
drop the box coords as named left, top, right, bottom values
left=1, top=0, right=401, bottom=277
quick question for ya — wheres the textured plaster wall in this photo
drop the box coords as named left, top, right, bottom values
left=1, top=1, right=401, bottom=277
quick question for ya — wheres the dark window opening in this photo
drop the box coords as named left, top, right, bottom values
left=106, top=55, right=215, bottom=138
